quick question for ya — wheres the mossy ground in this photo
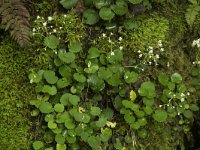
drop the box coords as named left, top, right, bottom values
left=0, top=0, right=199, bottom=149
left=0, top=36, right=48, bottom=149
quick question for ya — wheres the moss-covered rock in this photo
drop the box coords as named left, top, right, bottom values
left=0, top=36, right=48, bottom=149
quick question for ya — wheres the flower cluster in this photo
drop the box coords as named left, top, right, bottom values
left=31, top=12, right=85, bottom=47
left=192, top=38, right=200, bottom=48
left=136, top=40, right=165, bottom=68
left=92, top=32, right=124, bottom=56
left=192, top=38, right=200, bottom=65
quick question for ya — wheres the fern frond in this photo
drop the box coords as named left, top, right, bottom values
left=185, top=4, right=200, bottom=27
left=0, top=0, right=31, bottom=48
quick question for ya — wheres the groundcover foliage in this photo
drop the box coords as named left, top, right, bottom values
left=28, top=11, right=199, bottom=149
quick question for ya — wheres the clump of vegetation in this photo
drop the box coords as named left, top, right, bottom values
left=0, top=0, right=200, bottom=149
left=0, top=36, right=47, bottom=149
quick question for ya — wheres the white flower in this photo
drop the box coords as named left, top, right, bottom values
left=48, top=16, right=53, bottom=21
left=118, top=37, right=122, bottom=41
left=167, top=62, right=170, bottom=67
left=149, top=61, right=152, bottom=65
left=159, top=105, right=163, bottom=108
left=108, top=39, right=112, bottom=43
left=139, top=54, right=143, bottom=58
left=138, top=50, right=141, bottom=53
left=59, top=27, right=63, bottom=29
left=119, top=46, right=123, bottom=50
left=37, top=16, right=40, bottom=19
left=53, top=29, right=57, bottom=32
left=149, top=50, right=153, bottom=54
left=156, top=54, right=160, bottom=59
left=125, top=76, right=128, bottom=79
left=158, top=40, right=162, bottom=47
left=149, top=46, right=153, bottom=50
left=64, top=14, right=67, bottom=17
left=180, top=93, right=185, bottom=97
left=88, top=61, right=91, bottom=67
left=192, top=40, right=197, bottom=47
left=102, top=33, right=106, bottom=37
left=180, top=98, right=185, bottom=102
left=32, top=28, right=36, bottom=32
left=110, top=32, right=113, bottom=35
left=43, top=22, right=47, bottom=27
left=160, top=48, right=164, bottom=52
left=111, top=51, right=115, bottom=56
left=187, top=92, right=190, bottom=96
left=54, top=51, right=57, bottom=54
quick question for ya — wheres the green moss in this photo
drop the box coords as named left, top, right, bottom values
left=121, top=13, right=169, bottom=53
left=154, top=1, right=188, bottom=45
left=0, top=36, right=48, bottom=150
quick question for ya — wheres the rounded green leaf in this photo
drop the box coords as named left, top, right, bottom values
left=106, top=74, right=121, bottom=86
left=87, top=136, right=101, bottom=148
left=100, top=128, right=112, bottom=142
left=33, top=141, right=44, bottom=150
left=84, top=64, right=99, bottom=74
left=138, top=118, right=147, bottom=126
left=29, top=71, right=42, bottom=83
left=69, top=95, right=80, bottom=106
left=73, top=73, right=86, bottom=83
left=45, top=114, right=54, bottom=122
left=59, top=65, right=71, bottom=78
left=158, top=74, right=169, bottom=86
left=56, top=144, right=66, bottom=150
left=55, top=134, right=65, bottom=144
left=44, top=35, right=60, bottom=49
left=138, top=129, right=147, bottom=138
left=60, top=93, right=72, bottom=106
left=144, top=106, right=153, bottom=115
left=190, top=104, right=199, bottom=111
left=94, top=0, right=110, bottom=9
left=153, top=110, right=168, bottom=122
left=111, top=3, right=128, bottom=16
left=66, top=135, right=76, bottom=143
left=58, top=49, right=75, bottom=63
left=138, top=82, right=156, bottom=98
left=42, top=85, right=57, bottom=95
left=124, top=113, right=135, bottom=124
left=90, top=106, right=101, bottom=116
left=114, top=138, right=122, bottom=149
left=99, top=7, right=115, bottom=21
left=43, top=70, right=58, bottom=84
left=83, top=9, right=99, bottom=25
left=87, top=75, right=105, bottom=91
left=95, top=116, right=107, bottom=128
left=87, top=47, right=100, bottom=59
left=54, top=103, right=65, bottom=113
left=39, top=102, right=53, bottom=113
left=98, top=67, right=112, bottom=80
left=57, top=78, right=70, bottom=89
left=60, top=0, right=78, bottom=9
left=48, top=120, right=57, bottom=129
left=171, top=73, right=182, bottom=84
left=183, top=110, right=193, bottom=119
left=130, top=121, right=140, bottom=130
left=68, top=41, right=82, bottom=53
left=128, top=0, right=143, bottom=4
left=64, top=120, right=76, bottom=129
left=124, top=71, right=138, bottom=83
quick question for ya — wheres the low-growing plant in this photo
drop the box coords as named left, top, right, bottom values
left=59, top=0, right=152, bottom=27
left=29, top=31, right=199, bottom=149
